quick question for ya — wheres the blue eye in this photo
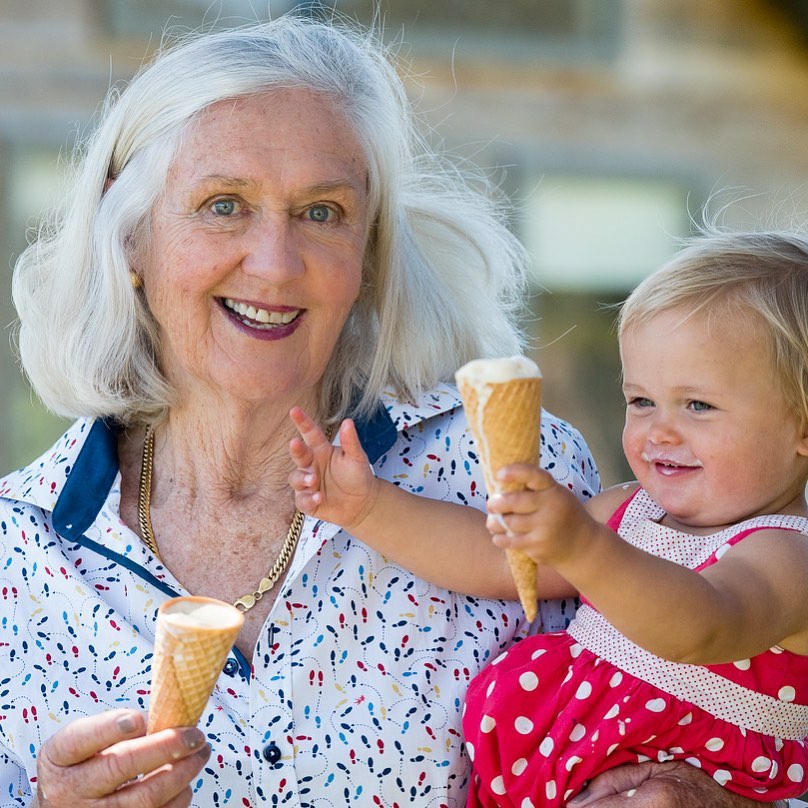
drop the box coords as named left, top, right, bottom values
left=307, top=204, right=333, bottom=223
left=628, top=397, right=654, bottom=409
left=211, top=198, right=237, bottom=216
left=689, top=400, right=713, bottom=413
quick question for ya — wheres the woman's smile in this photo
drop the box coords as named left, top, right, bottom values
left=220, top=298, right=304, bottom=339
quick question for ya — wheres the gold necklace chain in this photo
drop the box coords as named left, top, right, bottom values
left=137, top=424, right=306, bottom=613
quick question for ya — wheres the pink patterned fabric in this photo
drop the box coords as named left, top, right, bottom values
left=463, top=488, right=808, bottom=806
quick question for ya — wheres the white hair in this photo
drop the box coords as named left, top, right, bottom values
left=12, top=14, right=527, bottom=425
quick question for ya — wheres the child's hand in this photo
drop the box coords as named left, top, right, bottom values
left=289, top=406, right=379, bottom=530
left=485, top=463, right=593, bottom=567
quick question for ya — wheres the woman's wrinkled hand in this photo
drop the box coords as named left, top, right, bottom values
left=33, top=709, right=210, bottom=807
left=567, top=760, right=788, bottom=807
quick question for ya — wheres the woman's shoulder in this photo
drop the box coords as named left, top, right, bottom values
left=539, top=409, right=601, bottom=500
left=0, top=418, right=97, bottom=513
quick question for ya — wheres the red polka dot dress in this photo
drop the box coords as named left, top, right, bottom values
left=463, top=489, right=808, bottom=806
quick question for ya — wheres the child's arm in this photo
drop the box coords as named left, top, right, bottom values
left=288, top=406, right=575, bottom=601
left=490, top=464, right=808, bottom=662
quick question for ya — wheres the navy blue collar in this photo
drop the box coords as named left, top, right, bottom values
left=52, top=404, right=397, bottom=542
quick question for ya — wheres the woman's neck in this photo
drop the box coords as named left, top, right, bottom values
left=154, top=397, right=320, bottom=504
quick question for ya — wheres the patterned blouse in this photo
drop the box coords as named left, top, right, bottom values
left=0, top=384, right=599, bottom=807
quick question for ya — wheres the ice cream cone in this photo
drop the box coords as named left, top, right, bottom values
left=147, top=596, right=244, bottom=734
left=456, top=356, right=543, bottom=622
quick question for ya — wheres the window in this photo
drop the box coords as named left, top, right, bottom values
left=522, top=175, right=692, bottom=291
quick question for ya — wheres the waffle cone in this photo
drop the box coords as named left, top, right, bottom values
left=147, top=596, right=244, bottom=734
left=456, top=361, right=542, bottom=622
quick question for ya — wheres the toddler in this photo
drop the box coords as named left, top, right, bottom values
left=290, top=229, right=808, bottom=805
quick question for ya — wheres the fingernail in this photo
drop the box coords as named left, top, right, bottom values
left=181, top=728, right=204, bottom=750
left=116, top=713, right=138, bottom=734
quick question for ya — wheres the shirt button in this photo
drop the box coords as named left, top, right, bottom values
left=222, top=658, right=239, bottom=676
left=262, top=742, right=282, bottom=765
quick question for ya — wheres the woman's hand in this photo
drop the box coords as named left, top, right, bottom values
left=289, top=406, right=378, bottom=530
left=567, top=760, right=788, bottom=807
left=33, top=709, right=210, bottom=807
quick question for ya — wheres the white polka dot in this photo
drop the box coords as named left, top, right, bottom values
left=678, top=712, right=693, bottom=726
left=545, top=780, right=557, bottom=800
left=512, top=757, right=528, bottom=776
left=591, top=729, right=600, bottom=743
left=515, top=716, right=534, bottom=735
left=657, top=750, right=674, bottom=762
left=480, top=715, right=496, bottom=733
left=570, top=643, right=583, bottom=658
left=779, top=685, right=796, bottom=702
left=562, top=668, right=573, bottom=685
left=486, top=680, right=496, bottom=698
left=637, top=754, right=651, bottom=763
left=565, top=755, right=582, bottom=771
left=769, top=760, right=779, bottom=780
left=705, top=737, right=724, bottom=752
left=775, top=736, right=784, bottom=751
left=645, top=698, right=666, bottom=713
left=751, top=756, right=772, bottom=773
left=575, top=681, right=593, bottom=700
left=609, top=671, right=623, bottom=687
left=491, top=651, right=508, bottom=665
left=771, top=645, right=784, bottom=655
left=466, top=742, right=475, bottom=761
left=669, top=747, right=684, bottom=755
left=604, top=704, right=620, bottom=719
left=531, top=648, right=547, bottom=660
left=715, top=543, right=731, bottom=559
left=519, top=671, right=539, bottom=691
left=733, top=658, right=751, bottom=670
left=539, top=736, right=554, bottom=757
left=521, top=799, right=535, bottom=808
left=569, top=723, right=586, bottom=742
left=686, top=757, right=702, bottom=768
left=607, top=743, right=619, bottom=755
left=713, top=770, right=732, bottom=786
left=491, top=775, right=506, bottom=795
left=788, top=763, right=805, bottom=782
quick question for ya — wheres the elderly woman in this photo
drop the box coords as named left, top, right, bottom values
left=1, top=15, right=790, bottom=808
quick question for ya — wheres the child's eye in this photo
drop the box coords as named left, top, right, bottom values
left=627, top=397, right=654, bottom=409
left=688, top=400, right=713, bottom=413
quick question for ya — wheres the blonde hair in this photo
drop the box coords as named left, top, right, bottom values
left=12, top=15, right=527, bottom=425
left=618, top=226, right=808, bottom=428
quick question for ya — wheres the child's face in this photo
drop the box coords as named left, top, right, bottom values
left=620, top=306, right=808, bottom=532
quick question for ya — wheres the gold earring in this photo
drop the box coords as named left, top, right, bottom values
left=130, top=272, right=143, bottom=289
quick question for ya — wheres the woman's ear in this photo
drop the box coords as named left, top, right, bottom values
left=796, top=424, right=808, bottom=457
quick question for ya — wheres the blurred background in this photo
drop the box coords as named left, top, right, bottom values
left=2, top=0, right=808, bottom=486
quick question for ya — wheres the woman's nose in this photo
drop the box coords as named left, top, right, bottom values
left=241, top=217, right=305, bottom=282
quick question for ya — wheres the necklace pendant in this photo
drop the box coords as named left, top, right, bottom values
left=234, top=593, right=257, bottom=612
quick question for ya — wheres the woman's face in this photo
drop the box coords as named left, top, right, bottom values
left=138, top=89, right=370, bottom=411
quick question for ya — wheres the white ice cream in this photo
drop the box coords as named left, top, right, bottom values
left=162, top=598, right=243, bottom=629
left=455, top=355, right=541, bottom=387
